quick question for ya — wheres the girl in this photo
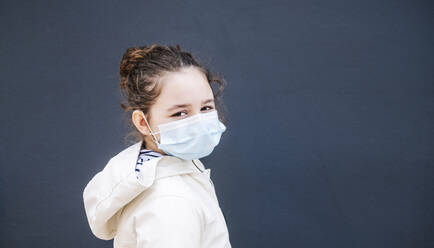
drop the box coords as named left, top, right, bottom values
left=83, top=44, right=232, bottom=248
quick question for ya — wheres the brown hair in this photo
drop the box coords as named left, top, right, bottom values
left=118, top=44, right=227, bottom=148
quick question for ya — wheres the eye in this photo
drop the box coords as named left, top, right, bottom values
left=201, top=106, right=214, bottom=111
left=171, top=111, right=187, bottom=117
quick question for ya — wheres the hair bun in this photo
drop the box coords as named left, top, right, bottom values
left=119, top=46, right=152, bottom=77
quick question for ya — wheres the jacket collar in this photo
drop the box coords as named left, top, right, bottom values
left=116, top=140, right=209, bottom=187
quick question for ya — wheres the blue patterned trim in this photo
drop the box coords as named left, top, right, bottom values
left=135, top=149, right=163, bottom=179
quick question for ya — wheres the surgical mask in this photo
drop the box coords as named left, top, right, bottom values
left=141, top=110, right=226, bottom=160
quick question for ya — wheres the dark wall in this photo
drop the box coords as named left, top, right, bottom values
left=1, top=0, right=432, bottom=247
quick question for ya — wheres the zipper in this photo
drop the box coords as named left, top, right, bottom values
left=192, top=160, right=215, bottom=188
left=192, top=160, right=219, bottom=204
left=192, top=159, right=203, bottom=172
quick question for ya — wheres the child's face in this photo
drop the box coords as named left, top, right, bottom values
left=132, top=66, right=216, bottom=153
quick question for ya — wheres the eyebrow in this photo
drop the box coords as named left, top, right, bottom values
left=167, top=98, right=215, bottom=112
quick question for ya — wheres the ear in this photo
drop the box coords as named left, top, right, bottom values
left=132, top=110, right=150, bottom=135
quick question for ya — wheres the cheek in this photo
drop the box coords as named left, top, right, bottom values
left=149, top=116, right=169, bottom=133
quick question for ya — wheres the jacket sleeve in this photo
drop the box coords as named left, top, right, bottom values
left=135, top=195, right=204, bottom=248
left=82, top=156, right=150, bottom=240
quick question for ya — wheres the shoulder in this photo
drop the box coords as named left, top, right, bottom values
left=132, top=194, right=205, bottom=247
left=134, top=174, right=206, bottom=216
left=134, top=194, right=206, bottom=232
left=140, top=175, right=201, bottom=206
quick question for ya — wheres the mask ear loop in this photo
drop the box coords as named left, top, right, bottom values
left=141, top=112, right=161, bottom=146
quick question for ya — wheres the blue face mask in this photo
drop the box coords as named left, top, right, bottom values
left=141, top=110, right=226, bottom=160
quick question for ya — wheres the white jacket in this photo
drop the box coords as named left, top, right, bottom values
left=83, top=140, right=232, bottom=248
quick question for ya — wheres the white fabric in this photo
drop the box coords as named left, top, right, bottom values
left=135, top=149, right=163, bottom=181
left=82, top=140, right=232, bottom=248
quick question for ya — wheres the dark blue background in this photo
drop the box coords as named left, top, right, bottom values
left=0, top=0, right=433, bottom=247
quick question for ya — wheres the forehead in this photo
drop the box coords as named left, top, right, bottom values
left=154, top=67, right=214, bottom=107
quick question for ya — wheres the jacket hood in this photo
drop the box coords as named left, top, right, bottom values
left=83, top=140, right=210, bottom=239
